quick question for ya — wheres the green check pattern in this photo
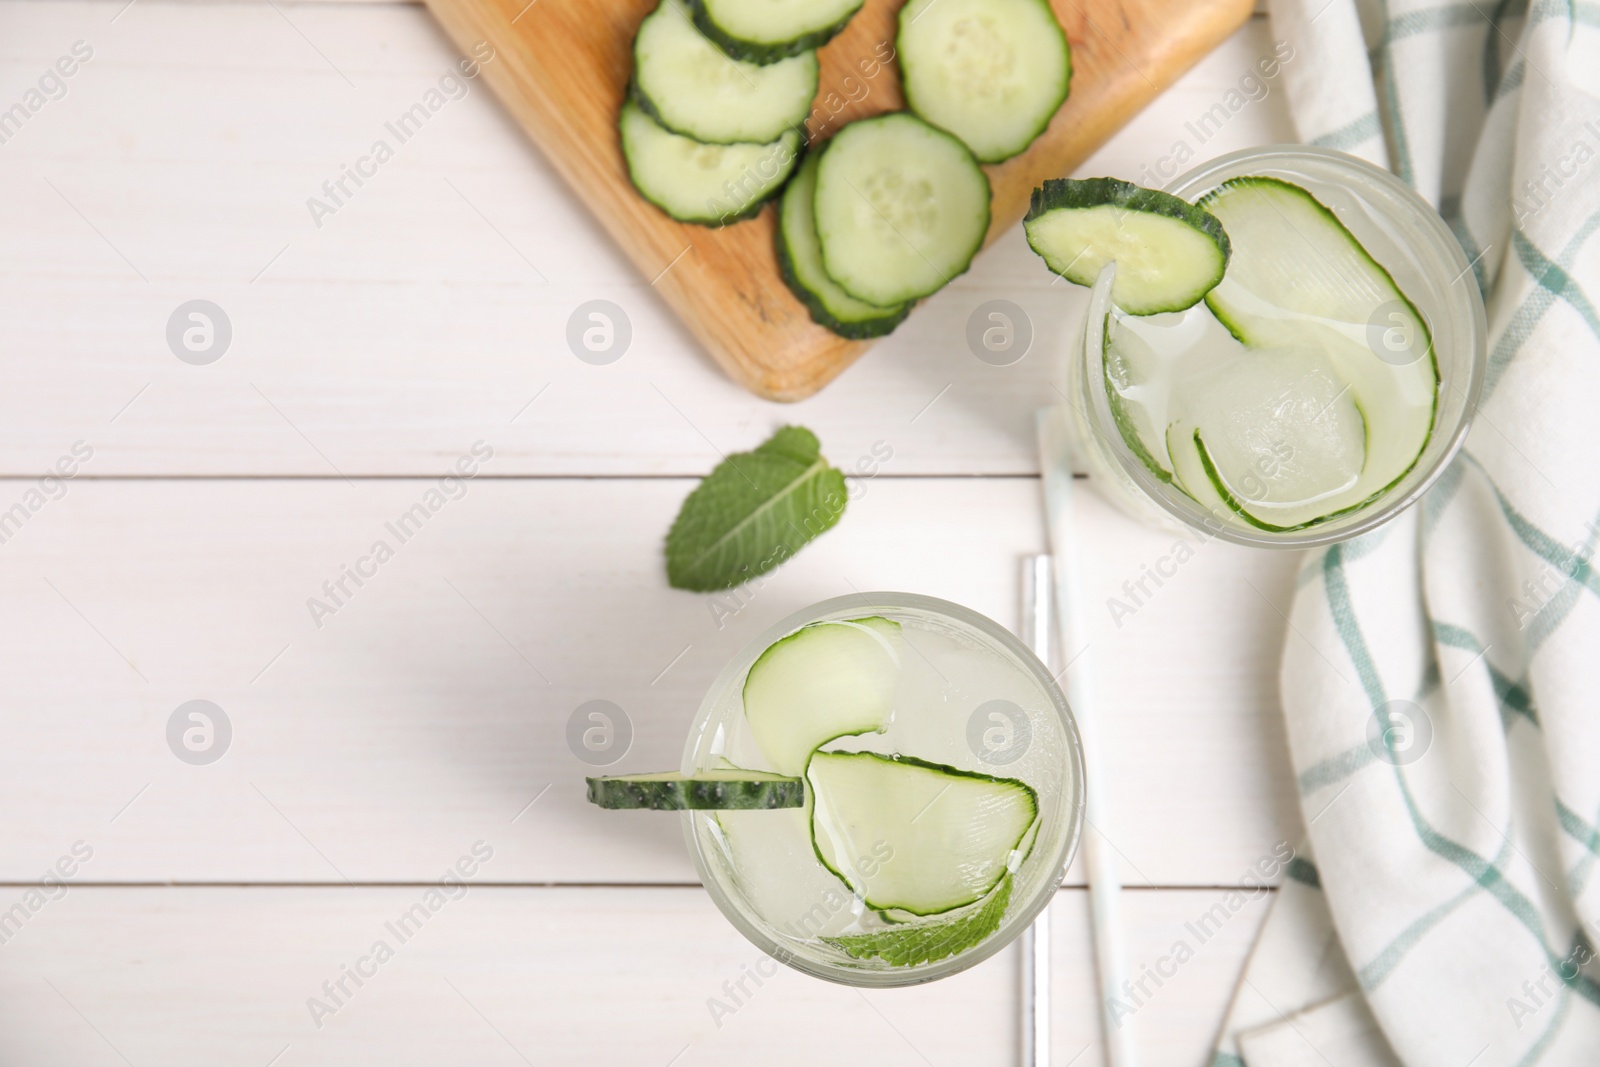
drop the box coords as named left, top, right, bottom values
left=1208, top=2, right=1600, bottom=1064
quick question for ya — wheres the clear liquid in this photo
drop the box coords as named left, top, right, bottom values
left=686, top=604, right=1080, bottom=976
left=1104, top=298, right=1386, bottom=524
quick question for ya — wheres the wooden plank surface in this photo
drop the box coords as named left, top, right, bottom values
left=0, top=5, right=1294, bottom=476
left=0, top=1, right=1305, bottom=1061
left=0, top=886, right=1272, bottom=1066
left=422, top=0, right=1253, bottom=400
left=0, top=477, right=1299, bottom=885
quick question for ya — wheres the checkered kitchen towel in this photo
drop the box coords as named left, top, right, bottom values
left=1210, top=2, right=1600, bottom=1066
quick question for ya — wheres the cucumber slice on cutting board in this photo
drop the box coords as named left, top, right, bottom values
left=813, top=112, right=991, bottom=306
left=743, top=617, right=903, bottom=776
left=619, top=99, right=801, bottom=226
left=778, top=153, right=914, bottom=338
left=1024, top=178, right=1231, bottom=315
left=1197, top=177, right=1438, bottom=528
left=897, top=0, right=1070, bottom=164
left=586, top=769, right=804, bottom=810
left=807, top=751, right=1037, bottom=915
left=633, top=0, right=818, bottom=145
left=691, top=0, right=863, bottom=64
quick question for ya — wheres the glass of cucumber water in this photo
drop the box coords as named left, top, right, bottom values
left=587, top=593, right=1085, bottom=986
left=1032, top=146, right=1487, bottom=545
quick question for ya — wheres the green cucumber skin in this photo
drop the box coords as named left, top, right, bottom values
left=897, top=0, right=1070, bottom=164
left=806, top=750, right=1038, bottom=916
left=618, top=94, right=799, bottom=227
left=586, top=775, right=805, bottom=810
left=1027, top=178, right=1230, bottom=253
left=776, top=234, right=914, bottom=338
left=1025, top=178, right=1231, bottom=313
left=689, top=0, right=862, bottom=65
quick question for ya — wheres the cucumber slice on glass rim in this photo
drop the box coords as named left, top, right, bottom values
left=806, top=750, right=1038, bottom=915
left=585, top=769, right=804, bottom=810
left=632, top=0, right=818, bottom=145
left=689, top=0, right=864, bottom=65
left=897, top=0, right=1071, bottom=163
left=1024, top=177, right=1231, bottom=314
left=619, top=99, right=801, bottom=226
left=777, top=152, right=914, bottom=339
left=742, top=616, right=903, bottom=776
left=813, top=112, right=991, bottom=306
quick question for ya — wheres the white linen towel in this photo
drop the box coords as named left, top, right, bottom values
left=1211, top=2, right=1600, bottom=1065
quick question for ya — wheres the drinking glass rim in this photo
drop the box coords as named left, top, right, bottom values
left=1084, top=144, right=1488, bottom=549
left=681, top=591, right=1086, bottom=987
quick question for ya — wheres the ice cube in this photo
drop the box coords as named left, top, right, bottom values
left=1181, top=344, right=1365, bottom=510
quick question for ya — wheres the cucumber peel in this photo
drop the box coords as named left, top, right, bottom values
left=690, top=0, right=863, bottom=64
left=1024, top=178, right=1231, bottom=314
left=586, top=769, right=804, bottom=810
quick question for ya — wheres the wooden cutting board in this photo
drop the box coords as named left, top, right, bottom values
left=425, top=0, right=1253, bottom=400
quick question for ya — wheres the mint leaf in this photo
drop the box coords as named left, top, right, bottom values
left=822, top=874, right=1013, bottom=967
left=665, top=426, right=847, bottom=592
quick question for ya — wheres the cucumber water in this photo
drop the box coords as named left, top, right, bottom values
left=689, top=597, right=1081, bottom=979
left=590, top=596, right=1083, bottom=980
left=1061, top=175, right=1441, bottom=534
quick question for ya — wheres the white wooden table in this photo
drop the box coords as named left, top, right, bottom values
left=0, top=3, right=1305, bottom=1063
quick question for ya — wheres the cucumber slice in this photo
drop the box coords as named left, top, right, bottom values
left=1198, top=177, right=1438, bottom=527
left=1172, top=345, right=1371, bottom=531
left=1024, top=179, right=1231, bottom=315
left=743, top=616, right=902, bottom=776
left=1102, top=311, right=1173, bottom=482
left=898, top=0, right=1070, bottom=163
left=586, top=769, right=804, bottom=810
left=633, top=0, right=818, bottom=145
left=1166, top=422, right=1223, bottom=516
left=813, top=113, right=991, bottom=306
left=690, top=0, right=864, bottom=64
left=807, top=751, right=1037, bottom=915
left=778, top=153, right=914, bottom=338
left=619, top=99, right=801, bottom=226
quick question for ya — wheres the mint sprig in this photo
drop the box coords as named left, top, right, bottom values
left=665, top=426, right=847, bottom=592
left=822, top=874, right=1014, bottom=967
